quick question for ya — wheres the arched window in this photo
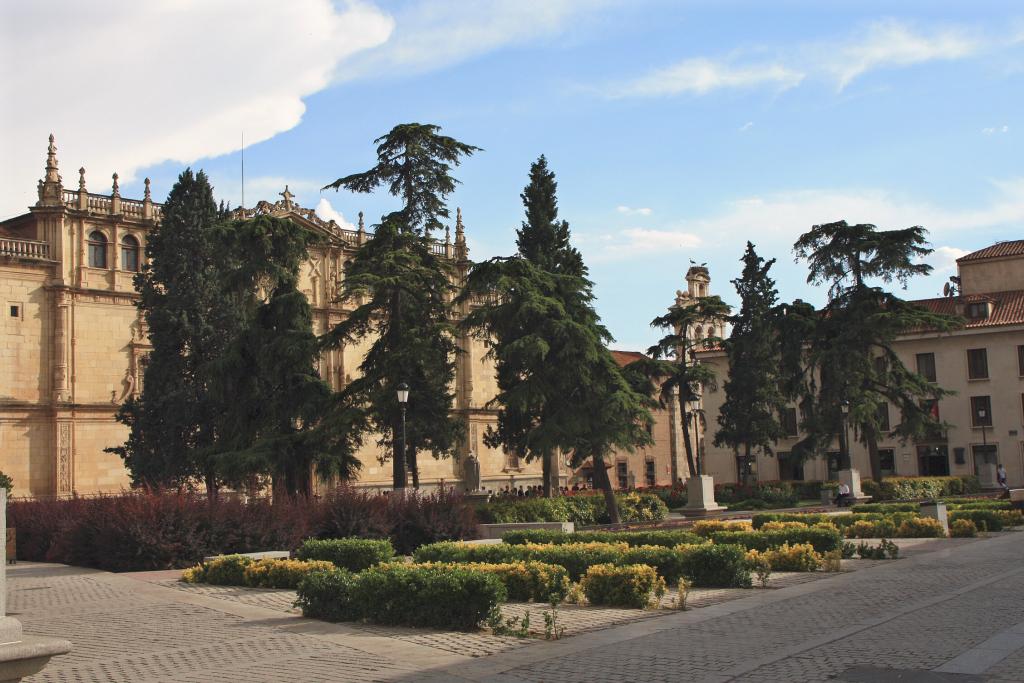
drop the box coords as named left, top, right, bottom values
left=694, top=326, right=704, bottom=340
left=120, top=234, right=140, bottom=272
left=87, top=231, right=107, bottom=268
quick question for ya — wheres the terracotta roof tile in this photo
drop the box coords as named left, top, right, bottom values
left=610, top=350, right=647, bottom=367
left=911, top=289, right=1024, bottom=329
left=956, top=240, right=1024, bottom=262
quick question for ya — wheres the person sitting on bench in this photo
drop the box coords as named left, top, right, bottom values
left=835, top=482, right=852, bottom=507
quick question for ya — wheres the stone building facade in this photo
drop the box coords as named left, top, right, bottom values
left=697, top=240, right=1024, bottom=489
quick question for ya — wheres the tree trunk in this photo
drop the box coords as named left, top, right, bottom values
left=679, top=394, right=697, bottom=478
left=591, top=454, right=621, bottom=525
left=393, top=413, right=407, bottom=489
left=542, top=450, right=559, bottom=498
left=837, top=422, right=851, bottom=471
left=205, top=468, right=218, bottom=503
left=408, top=443, right=419, bottom=489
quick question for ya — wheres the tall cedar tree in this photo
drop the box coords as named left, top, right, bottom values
left=110, top=169, right=239, bottom=494
left=462, top=156, right=653, bottom=515
left=789, top=221, right=962, bottom=480
left=203, top=215, right=361, bottom=498
left=714, top=243, right=786, bottom=480
left=643, top=294, right=731, bottom=479
left=323, top=124, right=478, bottom=488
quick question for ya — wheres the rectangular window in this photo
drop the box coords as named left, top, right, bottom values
left=916, top=353, right=937, bottom=382
left=616, top=461, right=628, bottom=489
left=1018, top=345, right=1024, bottom=377
left=918, top=399, right=944, bottom=441
left=781, top=407, right=799, bottom=437
left=645, top=460, right=656, bottom=487
left=970, top=396, right=992, bottom=427
left=777, top=452, right=804, bottom=481
left=503, top=450, right=520, bottom=471
left=879, top=448, right=895, bottom=477
left=877, top=403, right=890, bottom=433
left=967, top=348, right=989, bottom=380
left=826, top=451, right=841, bottom=481
left=9, top=305, right=18, bottom=318
left=917, top=445, right=950, bottom=476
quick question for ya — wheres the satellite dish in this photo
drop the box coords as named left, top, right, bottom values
left=943, top=282, right=951, bottom=297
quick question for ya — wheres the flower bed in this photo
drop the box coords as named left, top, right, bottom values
left=474, top=492, right=668, bottom=525
left=710, top=526, right=843, bottom=553
left=501, top=529, right=703, bottom=548
left=746, top=543, right=821, bottom=572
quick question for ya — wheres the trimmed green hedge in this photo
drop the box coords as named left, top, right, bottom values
left=501, top=529, right=703, bottom=548
left=295, top=564, right=506, bottom=630
left=949, top=509, right=1024, bottom=532
left=711, top=527, right=843, bottom=553
left=295, top=538, right=395, bottom=572
left=415, top=561, right=570, bottom=603
left=752, top=512, right=917, bottom=530
left=679, top=544, right=752, bottom=588
left=580, top=564, right=665, bottom=608
left=474, top=492, right=668, bottom=525
left=851, top=499, right=1010, bottom=514
left=860, top=476, right=980, bottom=501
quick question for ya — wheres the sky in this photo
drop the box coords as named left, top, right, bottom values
left=2, top=0, right=1022, bottom=351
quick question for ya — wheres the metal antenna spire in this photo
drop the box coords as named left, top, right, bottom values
left=241, top=131, right=245, bottom=209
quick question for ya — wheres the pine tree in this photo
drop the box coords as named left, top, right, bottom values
left=790, top=221, right=962, bottom=480
left=203, top=215, right=359, bottom=498
left=323, top=124, right=479, bottom=488
left=110, top=169, right=238, bottom=493
left=645, top=294, right=731, bottom=479
left=714, top=243, right=786, bottom=480
left=462, top=155, right=653, bottom=512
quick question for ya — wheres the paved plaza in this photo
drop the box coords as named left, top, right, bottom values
left=9, top=532, right=1024, bottom=682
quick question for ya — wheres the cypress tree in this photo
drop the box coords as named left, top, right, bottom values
left=323, top=124, right=478, bottom=488
left=714, top=243, right=786, bottom=481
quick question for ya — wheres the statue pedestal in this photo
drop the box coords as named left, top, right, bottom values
left=919, top=501, right=949, bottom=534
left=837, top=469, right=872, bottom=502
left=683, top=475, right=725, bottom=517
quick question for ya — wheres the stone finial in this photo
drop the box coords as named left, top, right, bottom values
left=445, top=223, right=451, bottom=245
left=280, top=185, right=294, bottom=210
left=111, top=173, right=120, bottom=198
left=45, top=133, right=60, bottom=183
left=144, top=177, right=151, bottom=201
left=357, top=211, right=365, bottom=236
left=455, top=207, right=465, bottom=243
left=78, top=167, right=87, bottom=192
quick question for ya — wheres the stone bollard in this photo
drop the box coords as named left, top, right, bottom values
left=919, top=500, right=949, bottom=535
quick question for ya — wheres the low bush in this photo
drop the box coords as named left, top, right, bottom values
left=295, top=538, right=395, bottom=572
left=295, top=564, right=506, bottom=630
left=844, top=519, right=897, bottom=539
left=182, top=555, right=334, bottom=588
left=475, top=492, right=668, bottom=525
left=759, top=521, right=814, bottom=532
left=948, top=500, right=1012, bottom=511
left=524, top=542, right=633, bottom=581
left=850, top=503, right=918, bottom=514
left=949, top=509, right=1024, bottom=532
left=860, top=476, right=980, bottom=501
left=678, top=544, right=752, bottom=588
left=745, top=543, right=821, bottom=572
left=502, top=529, right=703, bottom=548
left=416, top=561, right=570, bottom=603
left=895, top=517, right=946, bottom=538
left=853, top=499, right=1009, bottom=514
left=725, top=498, right=770, bottom=511
left=647, top=484, right=688, bottom=508
left=752, top=512, right=918, bottom=532
left=850, top=539, right=899, bottom=560
left=711, top=526, right=843, bottom=554
left=713, top=480, right=799, bottom=507
left=949, top=519, right=977, bottom=538
left=691, top=520, right=753, bottom=538
left=580, top=564, right=666, bottom=608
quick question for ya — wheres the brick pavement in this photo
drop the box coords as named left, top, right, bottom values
left=10, top=532, right=1024, bottom=682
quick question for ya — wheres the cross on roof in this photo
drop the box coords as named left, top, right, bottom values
left=280, top=185, right=295, bottom=209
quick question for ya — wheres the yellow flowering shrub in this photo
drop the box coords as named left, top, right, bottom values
left=745, top=543, right=821, bottom=572
left=895, top=517, right=945, bottom=538
left=414, top=561, right=571, bottom=603
left=243, top=558, right=335, bottom=589
left=580, top=563, right=666, bottom=608
left=691, top=520, right=752, bottom=538
left=760, top=521, right=810, bottom=532
left=949, top=518, right=977, bottom=538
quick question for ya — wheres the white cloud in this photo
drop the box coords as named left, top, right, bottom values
left=315, top=197, right=356, bottom=230
left=821, top=20, right=978, bottom=91
left=0, top=0, right=393, bottom=218
left=605, top=19, right=982, bottom=99
left=616, top=205, right=652, bottom=216
left=338, top=0, right=609, bottom=82
left=739, top=121, right=754, bottom=132
left=586, top=227, right=701, bottom=262
left=982, top=125, right=1010, bottom=134
left=930, top=246, right=969, bottom=275
left=609, top=58, right=803, bottom=98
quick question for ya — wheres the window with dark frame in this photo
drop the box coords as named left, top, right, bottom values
left=970, top=396, right=992, bottom=427
left=878, top=448, right=895, bottom=476
left=916, top=352, right=937, bottom=382
left=645, top=460, right=656, bottom=487
left=120, top=234, right=140, bottom=272
left=917, top=445, right=950, bottom=476
left=1018, top=345, right=1024, bottom=376
left=877, top=402, right=890, bottom=432
left=967, top=348, right=989, bottom=380
left=781, top=407, right=799, bottom=437
left=9, top=305, right=18, bottom=318
left=616, top=461, right=628, bottom=489
left=87, top=231, right=108, bottom=268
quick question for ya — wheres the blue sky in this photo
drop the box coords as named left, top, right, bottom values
left=4, top=1, right=1022, bottom=351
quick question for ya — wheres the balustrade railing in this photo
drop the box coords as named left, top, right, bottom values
left=0, top=238, right=50, bottom=260
left=61, top=189, right=160, bottom=218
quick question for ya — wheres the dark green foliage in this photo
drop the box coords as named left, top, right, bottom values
left=787, top=221, right=962, bottom=478
left=324, top=124, right=477, bottom=488
left=474, top=492, right=667, bottom=524
left=111, top=168, right=237, bottom=490
left=0, top=471, right=11, bottom=495
left=580, top=564, right=664, bottom=607
left=711, top=527, right=843, bottom=553
left=860, top=475, right=980, bottom=500
left=414, top=541, right=527, bottom=565
left=461, top=156, right=652, bottom=506
left=678, top=544, right=753, bottom=588
left=643, top=294, right=731, bottom=478
left=949, top=509, right=1023, bottom=532
left=715, top=243, right=786, bottom=474
left=295, top=538, right=395, bottom=572
left=619, top=546, right=691, bottom=584
left=296, top=564, right=506, bottom=630
left=501, top=529, right=702, bottom=548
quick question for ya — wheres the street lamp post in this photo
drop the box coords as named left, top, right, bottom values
left=978, top=407, right=988, bottom=447
left=396, top=382, right=409, bottom=489
left=840, top=401, right=851, bottom=471
left=688, top=396, right=701, bottom=475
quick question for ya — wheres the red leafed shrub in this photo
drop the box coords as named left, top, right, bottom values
left=7, top=486, right=476, bottom=571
